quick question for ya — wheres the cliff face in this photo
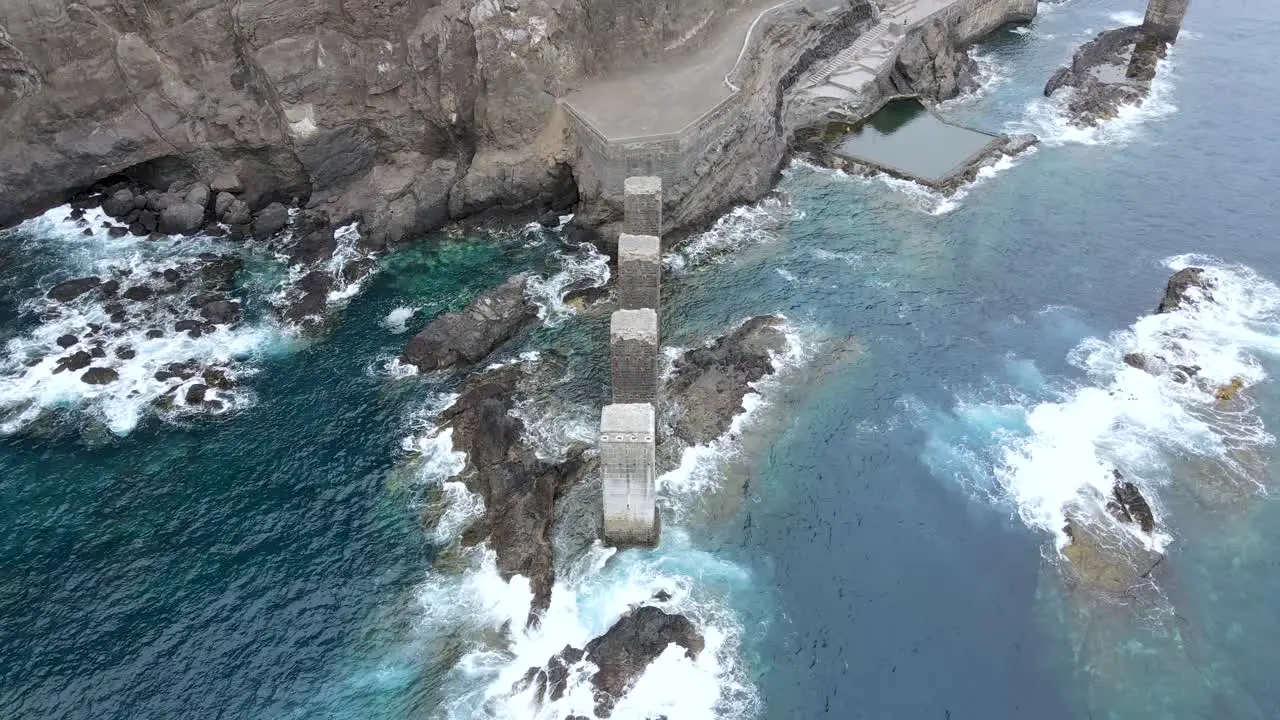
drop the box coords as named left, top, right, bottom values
left=0, top=0, right=750, bottom=243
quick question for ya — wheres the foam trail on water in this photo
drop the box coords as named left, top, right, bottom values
left=917, top=256, right=1280, bottom=556
left=664, top=195, right=797, bottom=272
left=525, top=242, right=610, bottom=326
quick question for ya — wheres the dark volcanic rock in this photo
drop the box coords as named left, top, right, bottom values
left=251, top=202, right=289, bottom=240
left=56, top=334, right=78, bottom=349
left=159, top=201, right=206, bottom=235
left=199, top=300, right=241, bottom=325
left=520, top=606, right=704, bottom=717
left=1157, top=267, right=1212, bottom=314
left=53, top=350, right=92, bottom=374
left=102, top=189, right=135, bottom=218
left=199, top=255, right=244, bottom=291
left=402, top=275, right=537, bottom=372
left=122, top=285, right=154, bottom=301
left=438, top=366, right=596, bottom=624
left=116, top=346, right=136, bottom=359
left=81, top=367, right=119, bottom=385
left=185, top=384, right=208, bottom=405
left=47, top=276, right=101, bottom=302
left=155, top=362, right=200, bottom=381
left=667, top=315, right=788, bottom=445
left=1106, top=470, right=1156, bottom=533
left=1044, top=26, right=1164, bottom=128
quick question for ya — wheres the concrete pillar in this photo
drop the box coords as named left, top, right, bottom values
left=623, top=176, right=662, bottom=238
left=611, top=309, right=659, bottom=404
left=618, top=233, right=662, bottom=311
left=601, top=403, right=659, bottom=546
left=1143, top=0, right=1190, bottom=43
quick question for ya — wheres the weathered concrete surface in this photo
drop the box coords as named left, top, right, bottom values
left=617, top=234, right=662, bottom=311
left=600, top=403, right=658, bottom=547
left=622, top=176, right=663, bottom=237
left=610, top=309, right=659, bottom=404
left=1144, top=0, right=1191, bottom=43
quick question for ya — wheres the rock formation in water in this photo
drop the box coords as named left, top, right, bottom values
left=1061, top=517, right=1163, bottom=599
left=401, top=274, right=537, bottom=372
left=666, top=315, right=788, bottom=446
left=518, top=605, right=704, bottom=717
left=435, top=364, right=595, bottom=626
left=1044, top=22, right=1174, bottom=128
left=1106, top=470, right=1156, bottom=533
left=1156, top=266, right=1213, bottom=313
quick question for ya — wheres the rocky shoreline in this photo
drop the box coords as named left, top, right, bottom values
left=403, top=286, right=795, bottom=712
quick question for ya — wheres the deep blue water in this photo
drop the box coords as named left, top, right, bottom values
left=4, top=0, right=1280, bottom=718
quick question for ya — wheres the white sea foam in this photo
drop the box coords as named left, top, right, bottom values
left=663, top=195, right=796, bottom=272
left=918, top=256, right=1280, bottom=555
left=1107, top=11, right=1144, bottom=26
left=662, top=317, right=816, bottom=498
left=0, top=205, right=291, bottom=436
left=525, top=242, right=610, bottom=326
left=383, top=306, right=417, bottom=334
left=427, top=532, right=760, bottom=720
left=1009, top=49, right=1179, bottom=147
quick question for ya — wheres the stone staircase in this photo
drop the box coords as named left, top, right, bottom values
left=801, top=20, right=891, bottom=88
left=799, top=0, right=926, bottom=91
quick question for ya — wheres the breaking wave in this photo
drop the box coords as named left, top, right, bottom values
left=914, top=256, right=1278, bottom=559
left=0, top=205, right=293, bottom=436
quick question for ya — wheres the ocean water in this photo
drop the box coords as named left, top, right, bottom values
left=4, top=0, right=1280, bottom=718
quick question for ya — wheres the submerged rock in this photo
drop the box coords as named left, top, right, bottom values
left=402, top=274, right=537, bottom=372
left=667, top=315, right=788, bottom=445
left=519, top=606, right=704, bottom=717
left=1062, top=517, right=1163, bottom=599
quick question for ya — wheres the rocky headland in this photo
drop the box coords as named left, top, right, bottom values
left=1044, top=24, right=1171, bottom=127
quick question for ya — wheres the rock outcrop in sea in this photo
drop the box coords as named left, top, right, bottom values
left=1044, top=24, right=1173, bottom=127
left=517, top=605, right=705, bottom=718
left=401, top=275, right=537, bottom=372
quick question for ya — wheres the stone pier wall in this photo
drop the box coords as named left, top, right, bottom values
left=1143, top=0, right=1191, bottom=42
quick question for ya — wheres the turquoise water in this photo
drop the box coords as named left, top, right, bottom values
left=4, top=1, right=1280, bottom=718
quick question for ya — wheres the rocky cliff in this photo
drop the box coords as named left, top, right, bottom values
left=0, top=0, right=754, bottom=242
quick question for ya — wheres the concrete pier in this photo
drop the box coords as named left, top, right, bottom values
left=1143, top=0, right=1190, bottom=43
left=623, top=177, right=663, bottom=237
left=618, top=233, right=662, bottom=311
left=611, top=309, right=659, bottom=404
left=600, top=403, right=659, bottom=546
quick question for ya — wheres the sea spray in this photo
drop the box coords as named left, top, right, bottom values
left=0, top=205, right=293, bottom=435
left=916, top=256, right=1279, bottom=559
left=663, top=195, right=797, bottom=272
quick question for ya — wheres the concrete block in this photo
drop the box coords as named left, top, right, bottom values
left=611, top=309, right=659, bottom=403
left=623, top=176, right=662, bottom=238
left=1143, top=0, right=1190, bottom=42
left=601, top=403, right=659, bottom=546
left=618, top=233, right=662, bottom=311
